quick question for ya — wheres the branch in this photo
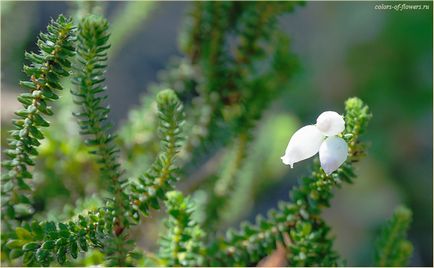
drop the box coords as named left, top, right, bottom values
left=4, top=89, right=186, bottom=266
left=71, top=14, right=129, bottom=229
left=206, top=97, right=372, bottom=266
left=1, top=15, right=76, bottom=223
left=129, top=89, right=185, bottom=218
left=375, top=206, right=413, bottom=267
left=5, top=208, right=109, bottom=266
left=158, top=191, right=205, bottom=266
left=71, top=15, right=131, bottom=266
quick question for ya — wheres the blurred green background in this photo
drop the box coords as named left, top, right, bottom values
left=1, top=1, right=432, bottom=266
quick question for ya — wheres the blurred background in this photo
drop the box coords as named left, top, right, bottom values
left=1, top=1, right=432, bottom=266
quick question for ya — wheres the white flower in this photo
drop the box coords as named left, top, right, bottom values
left=281, top=125, right=325, bottom=168
left=319, top=136, right=348, bottom=175
left=281, top=111, right=348, bottom=175
left=316, top=111, right=345, bottom=136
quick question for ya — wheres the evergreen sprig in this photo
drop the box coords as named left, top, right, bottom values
left=71, top=14, right=130, bottom=232
left=120, top=3, right=301, bottom=170
left=3, top=89, right=186, bottom=267
left=224, top=2, right=298, bottom=110
left=174, top=0, right=300, bottom=239
left=71, top=15, right=135, bottom=266
left=200, top=1, right=232, bottom=97
left=129, top=89, right=185, bottom=218
left=158, top=191, right=205, bottom=267
left=179, top=2, right=203, bottom=64
left=5, top=208, right=111, bottom=266
left=1, top=15, right=76, bottom=222
left=118, top=58, right=197, bottom=173
left=178, top=2, right=233, bottom=162
left=375, top=206, right=413, bottom=267
left=183, top=2, right=301, bottom=167
left=205, top=98, right=372, bottom=266
left=234, top=33, right=298, bottom=131
left=180, top=0, right=300, bottom=244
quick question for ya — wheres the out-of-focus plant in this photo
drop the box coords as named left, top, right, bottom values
left=109, top=1, right=156, bottom=57
left=375, top=206, right=413, bottom=267
left=1, top=2, right=414, bottom=267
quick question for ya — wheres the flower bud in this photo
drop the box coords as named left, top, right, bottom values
left=319, top=136, right=348, bottom=175
left=316, top=111, right=345, bottom=136
left=281, top=125, right=325, bottom=168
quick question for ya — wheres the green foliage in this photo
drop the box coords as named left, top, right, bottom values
left=119, top=4, right=300, bottom=192
left=169, top=3, right=300, bottom=232
left=3, top=88, right=186, bottom=267
left=4, top=209, right=110, bottom=266
left=72, top=14, right=128, bottom=225
left=1, top=13, right=186, bottom=266
left=375, top=206, right=413, bottom=267
left=176, top=2, right=301, bottom=157
left=129, top=89, right=185, bottom=218
left=158, top=191, right=205, bottom=266
left=72, top=15, right=131, bottom=265
left=1, top=15, right=76, bottom=222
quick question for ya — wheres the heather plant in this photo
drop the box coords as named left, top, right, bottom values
left=1, top=2, right=414, bottom=267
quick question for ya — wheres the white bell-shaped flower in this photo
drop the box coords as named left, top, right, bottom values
left=319, top=136, right=348, bottom=175
left=316, top=111, right=345, bottom=136
left=281, top=125, right=325, bottom=168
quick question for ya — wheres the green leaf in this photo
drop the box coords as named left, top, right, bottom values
left=24, top=51, right=45, bottom=64
left=69, top=238, right=78, bottom=259
left=15, top=108, right=30, bottom=117
left=32, top=114, right=50, bottom=127
left=6, top=239, right=26, bottom=249
left=21, top=169, right=33, bottom=179
left=31, top=221, right=44, bottom=238
left=36, top=101, right=54, bottom=116
left=9, top=249, right=25, bottom=259
left=16, top=227, right=33, bottom=240
left=55, top=237, right=68, bottom=247
left=29, top=126, right=44, bottom=139
left=78, top=236, right=88, bottom=252
left=35, top=248, right=50, bottom=265
left=19, top=81, right=37, bottom=91
left=17, top=94, right=34, bottom=106
left=23, top=251, right=34, bottom=265
left=41, top=240, right=55, bottom=250
left=40, top=88, right=59, bottom=100
left=23, top=242, right=40, bottom=251
left=57, top=246, right=67, bottom=265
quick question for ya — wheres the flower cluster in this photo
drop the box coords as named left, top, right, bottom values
left=281, top=111, right=348, bottom=175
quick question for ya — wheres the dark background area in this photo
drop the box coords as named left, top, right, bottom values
left=1, top=1, right=432, bottom=266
